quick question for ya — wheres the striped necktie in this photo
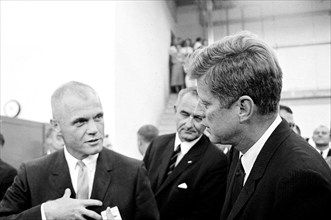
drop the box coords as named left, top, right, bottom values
left=76, top=160, right=89, bottom=199
left=166, top=144, right=181, bottom=176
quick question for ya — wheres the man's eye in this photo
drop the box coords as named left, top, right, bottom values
left=194, top=116, right=205, bottom=122
left=95, top=114, right=103, bottom=121
left=74, top=121, right=85, bottom=127
left=180, top=112, right=190, bottom=117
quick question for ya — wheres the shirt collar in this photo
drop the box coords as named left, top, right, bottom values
left=64, top=145, right=99, bottom=171
left=241, top=115, right=282, bottom=182
left=174, top=133, right=203, bottom=155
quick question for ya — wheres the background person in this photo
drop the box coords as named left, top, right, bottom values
left=0, top=81, right=159, bottom=220
left=144, top=87, right=228, bottom=220
left=0, top=133, right=17, bottom=201
left=312, top=125, right=331, bottom=158
left=137, top=124, right=159, bottom=157
left=186, top=31, right=331, bottom=220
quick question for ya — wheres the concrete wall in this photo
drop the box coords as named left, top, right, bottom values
left=0, top=0, right=174, bottom=159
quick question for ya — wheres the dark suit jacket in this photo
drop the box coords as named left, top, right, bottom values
left=0, top=160, right=17, bottom=201
left=0, top=148, right=159, bottom=220
left=143, top=134, right=228, bottom=220
left=221, top=120, right=331, bottom=220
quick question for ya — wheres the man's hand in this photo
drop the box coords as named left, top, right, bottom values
left=44, top=188, right=103, bottom=220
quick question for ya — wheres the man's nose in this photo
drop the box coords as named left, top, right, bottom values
left=87, top=120, right=98, bottom=134
left=185, top=115, right=194, bottom=126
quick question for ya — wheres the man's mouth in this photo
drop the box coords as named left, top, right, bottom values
left=86, top=138, right=101, bottom=145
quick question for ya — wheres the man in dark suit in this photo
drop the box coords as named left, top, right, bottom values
left=0, top=81, right=159, bottom=220
left=144, top=87, right=228, bottom=220
left=0, top=133, right=17, bottom=201
left=186, top=31, right=331, bottom=220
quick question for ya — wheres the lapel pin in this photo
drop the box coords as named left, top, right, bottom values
left=187, top=160, right=192, bottom=164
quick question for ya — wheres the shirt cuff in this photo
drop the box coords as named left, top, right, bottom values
left=41, top=203, right=47, bottom=220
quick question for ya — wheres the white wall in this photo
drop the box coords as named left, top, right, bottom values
left=113, top=1, right=174, bottom=158
left=1, top=1, right=117, bottom=137
left=1, top=0, right=174, bottom=159
left=176, top=5, right=204, bottom=40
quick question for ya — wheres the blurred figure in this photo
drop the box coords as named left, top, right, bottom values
left=279, top=104, right=295, bottom=128
left=279, top=104, right=303, bottom=136
left=137, top=124, right=159, bottom=156
left=0, top=133, right=17, bottom=201
left=193, top=37, right=202, bottom=50
left=202, top=38, right=208, bottom=47
left=292, top=124, right=301, bottom=136
left=312, top=125, right=331, bottom=159
left=43, top=127, right=64, bottom=155
left=169, top=37, right=185, bottom=93
left=144, top=87, right=228, bottom=220
left=187, top=31, right=331, bottom=220
left=181, top=38, right=196, bottom=88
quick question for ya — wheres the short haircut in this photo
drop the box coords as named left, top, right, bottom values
left=176, top=86, right=199, bottom=106
left=137, top=125, right=159, bottom=143
left=51, top=81, right=100, bottom=120
left=0, top=133, right=4, bottom=146
left=279, top=104, right=293, bottom=114
left=186, top=31, right=283, bottom=115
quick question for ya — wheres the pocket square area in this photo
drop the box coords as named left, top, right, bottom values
left=177, top=183, right=188, bottom=189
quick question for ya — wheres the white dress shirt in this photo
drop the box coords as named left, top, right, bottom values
left=41, top=146, right=99, bottom=219
left=174, top=133, right=202, bottom=166
left=314, top=147, right=330, bottom=159
left=241, top=115, right=282, bottom=185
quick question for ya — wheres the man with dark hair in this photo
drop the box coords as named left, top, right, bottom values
left=137, top=124, right=159, bottom=156
left=186, top=31, right=331, bottom=220
left=144, top=87, right=228, bottom=220
left=0, top=81, right=159, bottom=220
left=279, top=104, right=294, bottom=127
left=0, top=133, right=17, bottom=201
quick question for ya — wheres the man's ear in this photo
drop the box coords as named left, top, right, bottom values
left=238, top=95, right=254, bottom=123
left=50, top=119, right=61, bottom=133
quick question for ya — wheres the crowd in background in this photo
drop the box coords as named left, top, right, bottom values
left=169, top=37, right=208, bottom=93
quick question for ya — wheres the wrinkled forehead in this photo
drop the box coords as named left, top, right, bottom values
left=53, top=90, right=102, bottom=120
left=314, top=126, right=330, bottom=134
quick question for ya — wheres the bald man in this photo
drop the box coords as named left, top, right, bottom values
left=0, top=81, right=159, bottom=220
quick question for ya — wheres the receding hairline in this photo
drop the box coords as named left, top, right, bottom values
left=176, top=87, right=199, bottom=106
left=51, top=81, right=101, bottom=120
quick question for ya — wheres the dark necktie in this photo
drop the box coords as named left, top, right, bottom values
left=166, top=145, right=181, bottom=176
left=230, top=156, right=245, bottom=206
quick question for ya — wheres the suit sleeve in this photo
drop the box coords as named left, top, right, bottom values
left=0, top=168, right=17, bottom=201
left=134, top=163, right=160, bottom=220
left=184, top=153, right=228, bottom=220
left=272, top=169, right=331, bottom=220
left=0, top=164, right=41, bottom=220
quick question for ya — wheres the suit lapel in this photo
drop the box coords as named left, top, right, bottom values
left=220, top=149, right=240, bottom=219
left=156, top=135, right=208, bottom=195
left=227, top=120, right=291, bottom=220
left=49, top=150, right=76, bottom=198
left=90, top=149, right=112, bottom=202
left=155, top=136, right=176, bottom=190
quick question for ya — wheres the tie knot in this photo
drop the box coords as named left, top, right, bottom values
left=175, top=144, right=181, bottom=153
left=77, top=160, right=86, bottom=168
